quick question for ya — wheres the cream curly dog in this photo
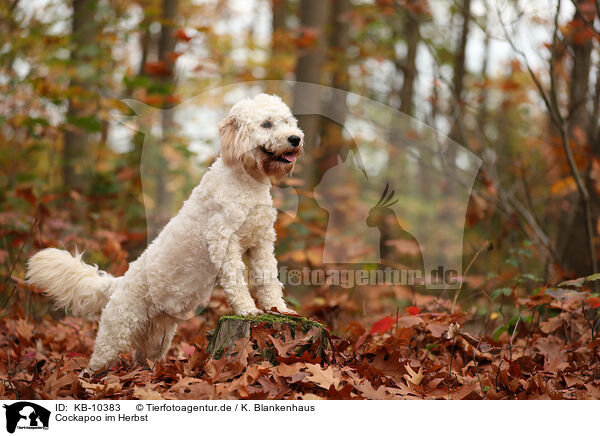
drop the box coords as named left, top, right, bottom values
left=27, top=94, right=303, bottom=371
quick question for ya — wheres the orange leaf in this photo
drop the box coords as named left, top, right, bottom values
left=15, top=186, right=36, bottom=206
left=586, top=297, right=600, bottom=309
left=173, top=28, right=192, bottom=42
left=165, top=94, right=181, bottom=105
left=144, top=61, right=171, bottom=77
left=405, top=306, right=421, bottom=316
left=370, top=316, right=394, bottom=335
left=142, top=94, right=164, bottom=106
left=295, top=27, right=319, bottom=48
left=168, top=51, right=182, bottom=62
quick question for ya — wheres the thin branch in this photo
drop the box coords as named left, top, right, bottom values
left=423, top=20, right=560, bottom=267
left=472, top=339, right=485, bottom=397
left=509, top=312, right=521, bottom=361
left=452, top=240, right=490, bottom=312
left=519, top=162, right=536, bottom=223
left=498, top=0, right=598, bottom=275
left=521, top=310, right=537, bottom=360
left=549, top=2, right=564, bottom=125
left=495, top=359, right=504, bottom=390
left=1, top=285, right=17, bottom=311
left=447, top=337, right=456, bottom=398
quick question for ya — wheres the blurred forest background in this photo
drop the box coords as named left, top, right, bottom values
left=1, top=0, right=600, bottom=336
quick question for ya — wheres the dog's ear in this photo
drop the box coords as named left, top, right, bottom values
left=219, top=114, right=254, bottom=168
left=219, top=115, right=239, bottom=167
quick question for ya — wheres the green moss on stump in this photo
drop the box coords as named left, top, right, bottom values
left=206, top=313, right=328, bottom=359
left=220, top=313, right=324, bottom=330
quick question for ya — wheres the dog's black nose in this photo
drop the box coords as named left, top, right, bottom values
left=287, top=135, right=301, bottom=147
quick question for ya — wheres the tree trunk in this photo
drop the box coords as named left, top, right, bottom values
left=383, top=3, right=422, bottom=264
left=591, top=67, right=600, bottom=150
left=292, top=0, right=331, bottom=153
left=449, top=0, right=471, bottom=148
left=266, top=0, right=289, bottom=82
left=63, top=0, right=99, bottom=193
left=207, top=313, right=328, bottom=359
left=398, top=5, right=420, bottom=116
left=155, top=0, right=178, bottom=227
left=319, top=0, right=351, bottom=167
left=567, top=0, right=592, bottom=138
left=122, top=19, right=153, bottom=250
left=560, top=0, right=597, bottom=277
left=477, top=25, right=490, bottom=129
left=272, top=0, right=287, bottom=33
left=327, top=0, right=350, bottom=123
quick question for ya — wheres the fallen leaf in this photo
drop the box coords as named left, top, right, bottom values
left=403, top=364, right=424, bottom=386
left=305, top=364, right=340, bottom=390
left=133, top=386, right=164, bottom=400
left=370, top=316, right=395, bottom=335
left=405, top=306, right=421, bottom=316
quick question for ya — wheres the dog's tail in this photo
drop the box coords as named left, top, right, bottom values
left=26, top=248, right=117, bottom=316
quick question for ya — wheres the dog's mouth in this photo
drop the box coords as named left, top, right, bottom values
left=260, top=146, right=299, bottom=164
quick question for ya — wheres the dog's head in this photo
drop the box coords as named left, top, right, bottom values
left=218, top=93, right=304, bottom=180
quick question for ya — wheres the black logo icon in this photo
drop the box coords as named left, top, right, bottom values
left=3, top=402, right=50, bottom=433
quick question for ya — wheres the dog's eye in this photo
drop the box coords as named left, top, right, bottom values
left=261, top=120, right=273, bottom=128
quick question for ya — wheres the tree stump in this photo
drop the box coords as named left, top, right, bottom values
left=206, top=313, right=329, bottom=360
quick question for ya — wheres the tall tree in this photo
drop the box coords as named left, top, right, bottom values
left=319, top=0, right=352, bottom=166
left=397, top=2, right=422, bottom=116
left=63, top=0, right=101, bottom=193
left=327, top=0, right=351, bottom=124
left=379, top=1, right=425, bottom=264
left=561, top=0, right=597, bottom=276
left=269, top=0, right=288, bottom=79
left=155, top=0, right=178, bottom=225
left=292, top=0, right=331, bottom=154
left=449, top=0, right=471, bottom=147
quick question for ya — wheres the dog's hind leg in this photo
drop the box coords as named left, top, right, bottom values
left=134, top=316, right=177, bottom=366
left=88, top=292, right=146, bottom=371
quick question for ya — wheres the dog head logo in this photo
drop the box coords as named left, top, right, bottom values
left=3, top=402, right=50, bottom=433
left=314, top=152, right=381, bottom=264
left=116, top=81, right=481, bottom=289
left=312, top=124, right=480, bottom=289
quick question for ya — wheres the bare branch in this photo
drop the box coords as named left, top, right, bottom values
left=498, top=0, right=598, bottom=274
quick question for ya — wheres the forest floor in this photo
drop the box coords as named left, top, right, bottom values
left=2, top=274, right=600, bottom=400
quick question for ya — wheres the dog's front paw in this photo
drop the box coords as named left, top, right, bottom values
left=280, top=308, right=298, bottom=315
left=262, top=300, right=297, bottom=315
left=236, top=307, right=264, bottom=316
left=268, top=306, right=297, bottom=316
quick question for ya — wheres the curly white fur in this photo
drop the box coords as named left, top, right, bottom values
left=27, top=248, right=115, bottom=316
left=27, top=94, right=304, bottom=371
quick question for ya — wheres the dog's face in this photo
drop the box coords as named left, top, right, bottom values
left=219, top=94, right=304, bottom=180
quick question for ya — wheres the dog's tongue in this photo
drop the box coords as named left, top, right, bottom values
left=282, top=152, right=296, bottom=162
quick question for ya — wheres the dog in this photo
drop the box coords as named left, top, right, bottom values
left=26, top=93, right=304, bottom=372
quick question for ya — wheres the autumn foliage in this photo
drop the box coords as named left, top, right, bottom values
left=3, top=0, right=600, bottom=402
left=3, top=272, right=600, bottom=400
